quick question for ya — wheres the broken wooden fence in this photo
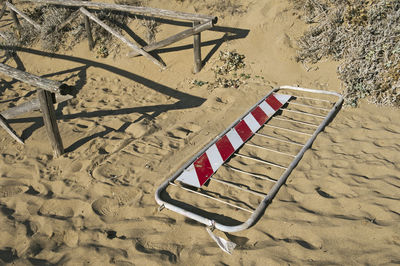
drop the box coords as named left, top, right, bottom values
left=2, top=0, right=218, bottom=73
left=0, top=63, right=72, bottom=157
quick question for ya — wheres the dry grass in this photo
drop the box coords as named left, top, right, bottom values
left=294, top=0, right=400, bottom=107
left=0, top=5, right=129, bottom=57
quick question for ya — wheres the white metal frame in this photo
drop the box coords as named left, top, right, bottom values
left=155, top=86, right=343, bottom=232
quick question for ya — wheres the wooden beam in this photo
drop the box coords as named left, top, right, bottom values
left=83, top=14, right=94, bottom=50
left=79, top=7, right=166, bottom=69
left=128, top=20, right=213, bottom=57
left=1, top=94, right=73, bottom=119
left=0, top=114, right=24, bottom=144
left=55, top=10, right=80, bottom=32
left=0, top=63, right=64, bottom=94
left=28, top=0, right=217, bottom=23
left=193, top=21, right=202, bottom=73
left=9, top=1, right=22, bottom=34
left=38, top=89, right=64, bottom=157
left=6, top=1, right=42, bottom=30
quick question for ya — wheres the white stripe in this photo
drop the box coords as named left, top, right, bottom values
left=243, top=113, right=261, bottom=132
left=259, top=101, right=275, bottom=117
left=274, top=93, right=291, bottom=104
left=226, top=128, right=243, bottom=150
left=176, top=164, right=200, bottom=187
left=206, top=144, right=224, bottom=172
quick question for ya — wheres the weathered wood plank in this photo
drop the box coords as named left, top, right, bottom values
left=38, top=90, right=64, bottom=157
left=128, top=20, right=213, bottom=57
left=0, top=63, right=63, bottom=94
left=1, top=94, right=73, bottom=119
left=0, top=114, right=24, bottom=144
left=80, top=7, right=166, bottom=69
left=28, top=0, right=217, bottom=23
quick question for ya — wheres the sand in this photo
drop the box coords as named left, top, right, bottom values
left=0, top=0, right=399, bottom=265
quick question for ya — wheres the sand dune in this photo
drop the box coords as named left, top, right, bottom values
left=0, top=0, right=399, bottom=265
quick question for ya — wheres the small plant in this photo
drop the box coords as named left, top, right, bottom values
left=216, top=77, right=242, bottom=88
left=205, top=0, right=246, bottom=18
left=213, top=50, right=246, bottom=75
left=192, top=79, right=208, bottom=86
left=294, top=0, right=400, bottom=107
left=140, top=17, right=160, bottom=44
left=97, top=45, right=109, bottom=58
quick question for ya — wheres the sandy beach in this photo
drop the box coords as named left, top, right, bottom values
left=0, top=0, right=399, bottom=265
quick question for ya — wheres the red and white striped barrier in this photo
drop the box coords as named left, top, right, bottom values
left=176, top=93, right=291, bottom=187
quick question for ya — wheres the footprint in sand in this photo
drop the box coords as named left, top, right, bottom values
left=91, top=197, right=119, bottom=217
left=0, top=185, right=29, bottom=198
left=166, top=123, right=201, bottom=140
left=38, top=199, right=85, bottom=219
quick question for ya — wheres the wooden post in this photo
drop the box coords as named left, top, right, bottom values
left=193, top=21, right=202, bottom=73
left=0, top=114, right=24, bottom=144
left=9, top=1, right=21, bottom=35
left=38, top=90, right=64, bottom=157
left=83, top=15, right=94, bottom=50
left=0, top=3, right=7, bottom=20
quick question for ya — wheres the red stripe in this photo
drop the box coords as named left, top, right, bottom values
left=216, top=135, right=235, bottom=161
left=251, top=106, right=269, bottom=125
left=194, top=153, right=214, bottom=186
left=266, top=94, right=282, bottom=111
left=234, top=120, right=253, bottom=142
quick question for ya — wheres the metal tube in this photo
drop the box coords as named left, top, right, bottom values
left=273, top=117, right=319, bottom=128
left=280, top=94, right=333, bottom=103
left=254, top=133, right=304, bottom=146
left=210, top=177, right=267, bottom=197
left=224, top=165, right=277, bottom=182
left=283, top=109, right=326, bottom=119
left=288, top=101, right=331, bottom=112
left=244, top=143, right=295, bottom=157
left=235, top=153, right=287, bottom=170
left=169, top=182, right=254, bottom=213
left=263, top=124, right=312, bottom=136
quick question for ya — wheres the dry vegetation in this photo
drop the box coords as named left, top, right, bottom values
left=294, top=0, right=400, bottom=107
left=0, top=4, right=156, bottom=57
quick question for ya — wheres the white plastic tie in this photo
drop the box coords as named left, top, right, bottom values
left=206, top=222, right=236, bottom=254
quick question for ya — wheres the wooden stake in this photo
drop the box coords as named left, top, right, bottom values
left=38, top=90, right=64, bottom=157
left=0, top=114, right=24, bottom=144
left=83, top=14, right=94, bottom=50
left=80, top=7, right=166, bottom=69
left=193, top=21, right=202, bottom=73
